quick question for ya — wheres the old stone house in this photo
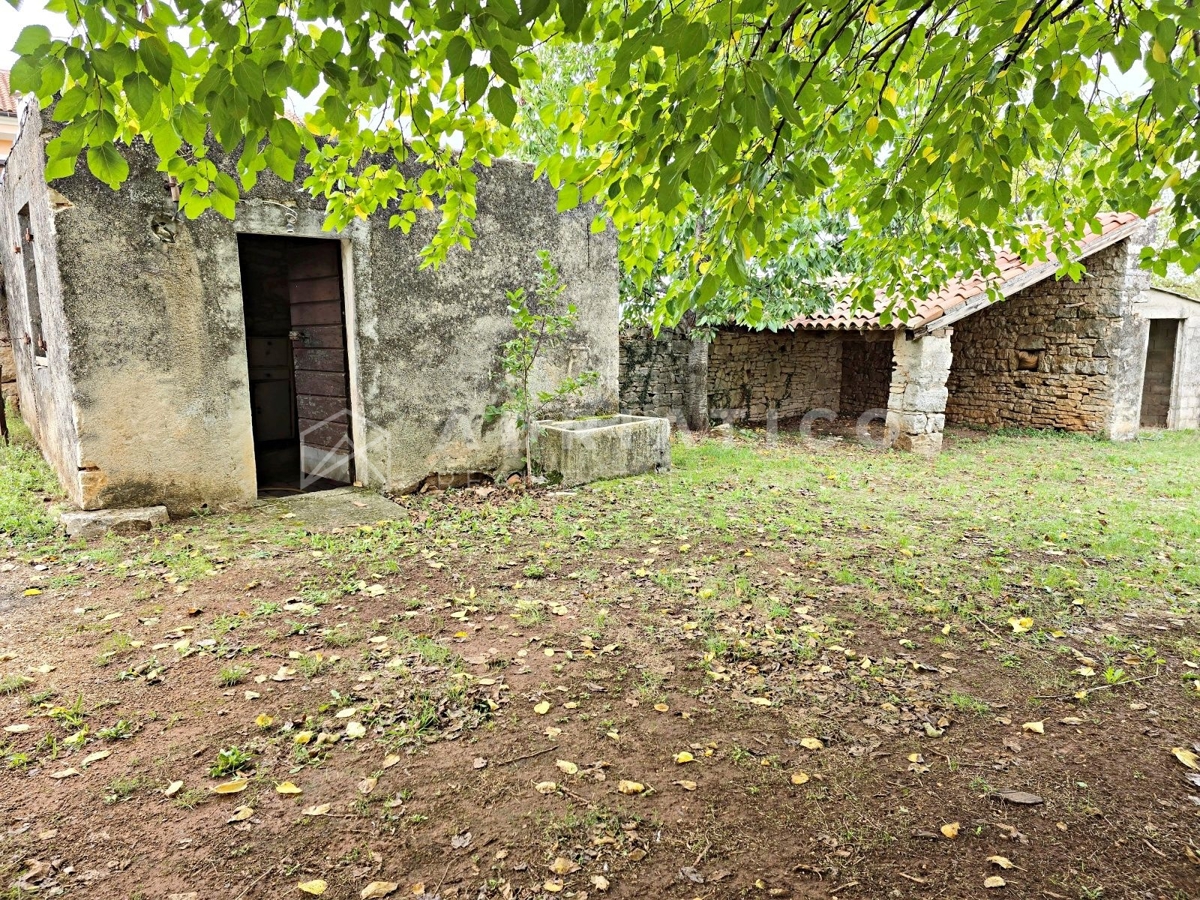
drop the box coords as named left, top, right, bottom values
left=622, top=214, right=1200, bottom=452
left=0, top=100, right=618, bottom=515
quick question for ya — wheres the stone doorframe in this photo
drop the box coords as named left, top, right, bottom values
left=886, top=327, right=953, bottom=455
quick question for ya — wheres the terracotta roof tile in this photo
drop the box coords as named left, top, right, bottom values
left=0, top=70, right=15, bottom=117
left=789, top=212, right=1143, bottom=331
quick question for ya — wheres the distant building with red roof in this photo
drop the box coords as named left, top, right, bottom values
left=0, top=70, right=19, bottom=168
left=621, top=214, right=1200, bottom=451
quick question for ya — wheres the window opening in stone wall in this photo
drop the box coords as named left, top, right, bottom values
left=16, top=205, right=46, bottom=360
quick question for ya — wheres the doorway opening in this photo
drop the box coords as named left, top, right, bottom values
left=238, top=235, right=354, bottom=497
left=1140, top=319, right=1179, bottom=429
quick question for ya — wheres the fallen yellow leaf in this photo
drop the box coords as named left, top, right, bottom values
left=617, top=780, right=645, bottom=795
left=227, top=806, right=254, bottom=822
left=533, top=701, right=551, bottom=715
left=987, top=855, right=1015, bottom=869
left=298, top=880, right=327, bottom=895
left=800, top=737, right=823, bottom=750
left=940, top=822, right=960, bottom=839
left=212, top=779, right=248, bottom=794
left=674, top=779, right=697, bottom=791
left=790, top=772, right=810, bottom=785
left=303, top=803, right=332, bottom=816
left=1172, top=747, right=1200, bottom=770
left=255, top=714, right=274, bottom=728
left=984, top=875, right=1006, bottom=888
left=276, top=781, right=303, bottom=795
left=555, top=759, right=578, bottom=776
left=1022, top=721, right=1045, bottom=735
left=674, top=751, right=695, bottom=764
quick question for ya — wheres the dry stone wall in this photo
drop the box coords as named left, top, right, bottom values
left=945, top=239, right=1151, bottom=435
left=619, top=327, right=702, bottom=426
left=840, top=333, right=893, bottom=417
left=708, top=328, right=842, bottom=424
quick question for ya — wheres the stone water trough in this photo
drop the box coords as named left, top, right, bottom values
left=533, top=415, right=670, bottom=487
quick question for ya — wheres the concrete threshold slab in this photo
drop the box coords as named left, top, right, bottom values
left=253, top=487, right=404, bottom=530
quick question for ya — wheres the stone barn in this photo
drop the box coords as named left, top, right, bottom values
left=621, top=214, right=1200, bottom=452
left=0, top=100, right=619, bottom=515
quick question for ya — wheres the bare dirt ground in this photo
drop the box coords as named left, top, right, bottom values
left=0, top=428, right=1198, bottom=900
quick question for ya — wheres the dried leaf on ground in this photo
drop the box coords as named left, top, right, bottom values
left=533, top=700, right=551, bottom=715
left=940, top=822, right=960, bottom=839
left=984, top=875, right=1007, bottom=888
left=617, top=780, right=645, bottom=794
left=987, top=856, right=1015, bottom=869
left=555, top=759, right=579, bottom=775
left=212, top=779, right=248, bottom=794
left=1022, top=721, right=1045, bottom=734
left=790, top=772, right=810, bottom=785
left=227, top=806, right=254, bottom=823
left=298, top=880, right=327, bottom=895
left=1171, top=747, right=1200, bottom=771
left=276, top=781, right=303, bottom=795
left=550, top=857, right=579, bottom=875
left=302, top=804, right=332, bottom=816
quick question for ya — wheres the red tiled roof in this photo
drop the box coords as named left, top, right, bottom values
left=789, top=212, right=1143, bottom=331
left=0, top=70, right=15, bottom=117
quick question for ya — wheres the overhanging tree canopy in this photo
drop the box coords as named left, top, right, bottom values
left=9, top=0, right=1200, bottom=325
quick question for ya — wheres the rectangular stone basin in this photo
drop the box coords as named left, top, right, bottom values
left=534, top=415, right=670, bottom=487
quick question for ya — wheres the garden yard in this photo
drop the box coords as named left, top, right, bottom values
left=0, top=421, right=1198, bottom=900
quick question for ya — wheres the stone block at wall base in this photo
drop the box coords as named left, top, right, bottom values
left=60, top=506, right=169, bottom=539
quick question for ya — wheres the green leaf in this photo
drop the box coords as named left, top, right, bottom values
left=556, top=183, right=579, bottom=212
left=557, top=0, right=586, bottom=33
left=86, top=142, right=130, bottom=189
left=464, top=66, right=489, bottom=105
left=488, top=84, right=517, bottom=125
left=13, top=25, right=52, bottom=55
left=446, top=35, right=472, bottom=76
left=139, top=36, right=173, bottom=83
left=123, top=72, right=155, bottom=116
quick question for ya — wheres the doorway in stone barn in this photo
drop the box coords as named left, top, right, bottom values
left=1140, top=319, right=1180, bottom=428
left=237, top=235, right=354, bottom=496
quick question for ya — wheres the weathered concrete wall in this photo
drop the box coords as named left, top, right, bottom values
left=839, top=332, right=893, bottom=417
left=0, top=103, right=84, bottom=501
left=1, top=103, right=618, bottom=513
left=618, top=326, right=707, bottom=429
left=708, top=328, right=841, bottom=424
left=945, top=235, right=1153, bottom=438
left=1135, top=288, right=1200, bottom=430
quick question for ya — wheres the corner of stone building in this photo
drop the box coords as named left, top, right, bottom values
left=1104, top=225, right=1159, bottom=441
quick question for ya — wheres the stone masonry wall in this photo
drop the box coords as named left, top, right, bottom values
left=708, top=328, right=842, bottom=424
left=945, top=238, right=1150, bottom=436
left=840, top=333, right=893, bottom=417
left=619, top=327, right=695, bottom=425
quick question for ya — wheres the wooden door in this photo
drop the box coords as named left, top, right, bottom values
left=287, top=240, right=353, bottom=484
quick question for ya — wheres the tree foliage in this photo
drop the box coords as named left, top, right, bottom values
left=9, top=0, right=1200, bottom=325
